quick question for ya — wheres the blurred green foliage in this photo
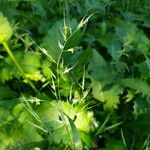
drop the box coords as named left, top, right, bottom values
left=0, top=0, right=150, bottom=149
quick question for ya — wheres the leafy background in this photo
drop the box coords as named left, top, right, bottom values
left=0, top=0, right=150, bottom=149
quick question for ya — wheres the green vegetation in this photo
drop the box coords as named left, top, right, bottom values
left=0, top=0, right=150, bottom=149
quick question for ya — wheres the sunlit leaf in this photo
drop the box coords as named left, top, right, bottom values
left=0, top=12, right=13, bottom=42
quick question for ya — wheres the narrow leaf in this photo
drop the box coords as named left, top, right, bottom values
left=65, top=114, right=83, bottom=150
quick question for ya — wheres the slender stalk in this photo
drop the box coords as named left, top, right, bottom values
left=64, top=0, right=69, bottom=19
left=121, top=129, right=128, bottom=150
left=55, top=14, right=95, bottom=149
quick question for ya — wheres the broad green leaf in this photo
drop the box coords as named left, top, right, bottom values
left=105, top=139, right=125, bottom=150
left=0, top=107, right=12, bottom=123
left=0, top=12, right=13, bottom=42
left=0, top=67, right=14, bottom=83
left=0, top=98, right=21, bottom=110
left=79, top=131, right=92, bottom=147
left=121, top=78, right=150, bottom=97
left=22, top=123, right=43, bottom=143
left=103, top=92, right=119, bottom=110
left=126, top=113, right=150, bottom=134
left=92, top=81, right=103, bottom=101
left=0, top=86, right=17, bottom=100
left=0, top=51, right=42, bottom=82
left=21, top=52, right=41, bottom=74
left=98, top=33, right=121, bottom=60
left=64, top=19, right=83, bottom=50
left=137, top=33, right=150, bottom=55
left=63, top=29, right=83, bottom=50
left=41, top=21, right=63, bottom=62
left=134, top=97, right=150, bottom=115
left=42, top=59, right=54, bottom=79
left=88, top=49, right=110, bottom=82
left=138, top=61, right=150, bottom=79
left=42, top=19, right=82, bottom=63
left=114, top=19, right=137, bottom=41
left=0, top=120, right=43, bottom=149
left=92, top=81, right=122, bottom=110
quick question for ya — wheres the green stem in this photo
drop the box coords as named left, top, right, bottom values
left=1, top=41, right=38, bottom=94
left=64, top=0, right=69, bottom=19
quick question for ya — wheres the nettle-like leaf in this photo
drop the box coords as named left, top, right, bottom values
left=88, top=49, right=112, bottom=82
left=136, top=31, right=150, bottom=56
left=0, top=51, right=43, bottom=82
left=121, top=78, right=150, bottom=98
left=0, top=12, right=13, bottom=42
left=0, top=55, right=20, bottom=83
left=92, top=81, right=123, bottom=110
left=83, top=0, right=105, bottom=14
left=98, top=33, right=121, bottom=60
left=20, top=51, right=41, bottom=74
left=41, top=21, right=63, bottom=62
left=114, top=19, right=137, bottom=42
left=41, top=19, right=82, bottom=63
left=134, top=97, right=150, bottom=115
left=102, top=92, right=120, bottom=110
left=137, top=60, right=150, bottom=79
left=123, top=77, right=150, bottom=121
left=98, top=19, right=138, bottom=61
left=20, top=51, right=43, bottom=82
left=64, top=19, right=83, bottom=50
left=0, top=65, right=15, bottom=83
left=42, top=59, right=54, bottom=80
